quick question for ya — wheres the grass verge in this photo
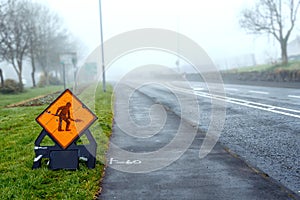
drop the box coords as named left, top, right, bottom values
left=0, top=84, right=113, bottom=199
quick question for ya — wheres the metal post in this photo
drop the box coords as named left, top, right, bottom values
left=99, top=0, right=106, bottom=92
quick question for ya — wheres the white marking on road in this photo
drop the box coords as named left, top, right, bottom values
left=288, top=95, right=300, bottom=99
left=109, top=158, right=142, bottom=165
left=195, top=91, right=300, bottom=119
left=249, top=90, right=269, bottom=95
left=192, top=87, right=204, bottom=91
left=166, top=83, right=300, bottom=119
left=225, top=88, right=239, bottom=91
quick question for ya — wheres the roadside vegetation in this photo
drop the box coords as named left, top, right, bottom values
left=0, top=84, right=113, bottom=199
left=220, top=61, right=300, bottom=84
left=227, top=60, right=300, bottom=73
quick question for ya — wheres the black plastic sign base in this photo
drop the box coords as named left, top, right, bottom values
left=32, top=129, right=97, bottom=170
left=50, top=150, right=79, bottom=170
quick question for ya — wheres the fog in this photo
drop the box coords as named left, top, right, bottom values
left=42, top=0, right=290, bottom=63
left=2, top=0, right=300, bottom=85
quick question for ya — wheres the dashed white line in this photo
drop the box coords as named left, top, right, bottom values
left=288, top=95, right=300, bottom=99
left=249, top=90, right=269, bottom=95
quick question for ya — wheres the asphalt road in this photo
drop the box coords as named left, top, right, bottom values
left=163, top=81, right=300, bottom=195
left=99, top=81, right=299, bottom=199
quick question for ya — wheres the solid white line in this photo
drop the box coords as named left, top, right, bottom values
left=225, top=88, right=239, bottom=91
left=166, top=83, right=300, bottom=119
left=192, top=87, right=204, bottom=91
left=288, top=95, right=300, bottom=99
left=249, top=90, right=269, bottom=95
left=194, top=91, right=300, bottom=119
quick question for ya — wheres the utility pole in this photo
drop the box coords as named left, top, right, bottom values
left=99, top=0, right=106, bottom=92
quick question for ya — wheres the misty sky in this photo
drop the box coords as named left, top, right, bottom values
left=38, top=0, right=299, bottom=75
left=2, top=0, right=299, bottom=85
left=43, top=1, right=291, bottom=57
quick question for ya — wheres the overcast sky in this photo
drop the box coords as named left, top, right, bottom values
left=41, top=0, right=299, bottom=69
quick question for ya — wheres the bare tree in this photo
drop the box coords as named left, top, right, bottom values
left=27, top=2, right=40, bottom=88
left=240, top=0, right=300, bottom=65
left=25, top=2, right=71, bottom=87
left=0, top=0, right=79, bottom=89
left=0, top=0, right=32, bottom=91
left=32, top=5, right=74, bottom=86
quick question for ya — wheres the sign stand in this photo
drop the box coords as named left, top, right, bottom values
left=32, top=89, right=98, bottom=170
left=32, top=129, right=97, bottom=170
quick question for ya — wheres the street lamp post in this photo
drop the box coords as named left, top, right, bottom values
left=99, top=0, right=106, bottom=92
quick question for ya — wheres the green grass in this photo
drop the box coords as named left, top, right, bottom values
left=227, top=60, right=300, bottom=73
left=0, top=86, right=64, bottom=108
left=0, top=84, right=113, bottom=199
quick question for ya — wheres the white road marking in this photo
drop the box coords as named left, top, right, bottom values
left=249, top=90, right=269, bottom=95
left=225, top=88, right=239, bottom=91
left=196, top=91, right=300, bottom=119
left=288, top=95, right=300, bottom=99
left=192, top=87, right=204, bottom=91
left=167, top=83, right=300, bottom=119
left=109, top=158, right=142, bottom=165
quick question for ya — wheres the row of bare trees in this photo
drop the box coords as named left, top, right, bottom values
left=0, top=0, right=77, bottom=91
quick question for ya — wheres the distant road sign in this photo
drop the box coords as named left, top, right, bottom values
left=59, top=53, right=76, bottom=65
left=36, top=89, right=97, bottom=149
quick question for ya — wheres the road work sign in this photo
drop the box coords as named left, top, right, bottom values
left=33, top=89, right=98, bottom=170
left=36, top=89, right=97, bottom=149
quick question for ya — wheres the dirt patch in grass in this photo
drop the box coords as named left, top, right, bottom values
left=5, top=91, right=61, bottom=108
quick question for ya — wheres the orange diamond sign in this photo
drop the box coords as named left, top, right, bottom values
left=36, top=89, right=97, bottom=149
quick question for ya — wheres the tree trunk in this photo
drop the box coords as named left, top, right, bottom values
left=0, top=68, right=4, bottom=88
left=44, top=70, right=49, bottom=86
left=30, top=51, right=36, bottom=87
left=17, top=72, right=23, bottom=92
left=31, top=71, right=36, bottom=88
left=280, top=40, right=288, bottom=65
left=16, top=62, right=24, bottom=92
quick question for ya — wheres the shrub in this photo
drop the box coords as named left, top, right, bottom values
left=37, top=74, right=47, bottom=87
left=49, top=75, right=61, bottom=85
left=0, top=79, right=22, bottom=94
left=38, top=74, right=62, bottom=87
